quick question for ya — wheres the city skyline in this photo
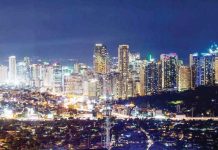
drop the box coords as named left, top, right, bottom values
left=0, top=0, right=218, bottom=64
left=0, top=1, right=218, bottom=149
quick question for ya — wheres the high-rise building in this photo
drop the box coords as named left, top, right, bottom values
left=129, top=52, right=143, bottom=96
left=8, top=56, right=17, bottom=83
left=23, top=57, right=31, bottom=84
left=43, top=65, right=54, bottom=89
left=63, top=74, right=83, bottom=96
left=118, top=44, right=129, bottom=99
left=139, top=61, right=146, bottom=96
left=53, top=63, right=63, bottom=93
left=109, top=57, right=118, bottom=72
left=178, top=66, right=191, bottom=91
left=93, top=44, right=109, bottom=74
left=17, top=62, right=26, bottom=83
left=30, top=64, right=43, bottom=87
left=215, top=57, right=218, bottom=84
left=145, top=59, right=161, bottom=95
left=0, top=65, right=8, bottom=84
left=160, top=53, right=178, bottom=91
left=190, top=53, right=215, bottom=87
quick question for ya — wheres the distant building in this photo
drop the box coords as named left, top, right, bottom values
left=215, top=57, right=218, bottom=84
left=145, top=59, right=162, bottom=95
left=17, top=62, right=26, bottom=83
left=93, top=44, right=109, bottom=74
left=43, top=65, right=54, bottom=89
left=129, top=52, right=142, bottom=97
left=53, top=63, right=63, bottom=93
left=64, top=74, right=83, bottom=96
left=31, top=64, right=43, bottom=88
left=8, top=56, right=17, bottom=83
left=139, top=61, right=146, bottom=96
left=118, top=44, right=129, bottom=99
left=178, top=66, right=191, bottom=91
left=160, top=53, right=178, bottom=91
left=0, top=65, right=8, bottom=84
left=190, top=53, right=215, bottom=87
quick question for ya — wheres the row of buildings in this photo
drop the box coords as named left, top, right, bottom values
left=93, top=43, right=218, bottom=99
left=0, top=43, right=218, bottom=100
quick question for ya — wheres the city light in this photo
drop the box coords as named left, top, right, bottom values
left=3, top=108, right=13, bottom=118
left=0, top=1, right=217, bottom=149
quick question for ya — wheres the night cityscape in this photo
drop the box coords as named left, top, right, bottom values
left=0, top=0, right=218, bottom=150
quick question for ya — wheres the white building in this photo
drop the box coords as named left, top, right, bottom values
left=0, top=65, right=8, bottom=84
left=8, top=56, right=17, bottom=83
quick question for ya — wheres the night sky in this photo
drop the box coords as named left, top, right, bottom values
left=0, top=0, right=218, bottom=65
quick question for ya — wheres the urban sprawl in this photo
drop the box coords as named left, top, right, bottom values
left=0, top=43, right=218, bottom=149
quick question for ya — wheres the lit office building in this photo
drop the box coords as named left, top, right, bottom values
left=93, top=44, right=109, bottom=74
left=118, top=44, right=129, bottom=99
left=215, top=57, right=218, bottom=84
left=108, top=72, right=121, bottom=100
left=53, top=63, right=63, bottom=93
left=63, top=74, right=83, bottom=96
left=17, top=62, right=26, bottom=83
left=8, top=56, right=17, bottom=83
left=129, top=52, right=143, bottom=96
left=0, top=65, right=8, bottom=84
left=82, top=80, right=89, bottom=97
left=145, top=59, right=161, bottom=95
left=110, top=57, right=118, bottom=72
left=127, top=78, right=134, bottom=97
left=30, top=64, right=43, bottom=87
left=23, top=57, right=31, bottom=84
left=88, top=78, right=98, bottom=99
left=160, top=53, right=178, bottom=91
left=190, top=53, right=215, bottom=87
left=139, top=61, right=146, bottom=96
left=178, top=66, right=191, bottom=91
left=43, top=65, right=54, bottom=89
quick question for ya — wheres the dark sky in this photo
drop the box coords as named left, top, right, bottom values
left=0, top=0, right=218, bottom=65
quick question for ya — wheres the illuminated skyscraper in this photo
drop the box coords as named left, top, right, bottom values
left=8, top=56, right=17, bottom=83
left=215, top=57, right=218, bottom=84
left=31, top=64, right=43, bottom=87
left=118, top=44, right=129, bottom=99
left=178, top=66, right=191, bottom=91
left=43, top=65, right=54, bottom=89
left=190, top=53, right=215, bottom=87
left=0, top=65, right=8, bottom=84
left=63, top=74, right=83, bottom=96
left=17, top=62, right=26, bottom=83
left=145, top=59, right=161, bottom=95
left=93, top=44, right=109, bottom=74
left=129, top=52, right=142, bottom=96
left=160, top=53, right=178, bottom=90
left=53, top=63, right=63, bottom=93
left=139, top=61, right=146, bottom=96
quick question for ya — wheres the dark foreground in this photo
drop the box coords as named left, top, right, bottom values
left=0, top=119, right=217, bottom=150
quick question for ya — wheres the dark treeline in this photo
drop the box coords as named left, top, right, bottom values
left=117, top=86, right=218, bottom=117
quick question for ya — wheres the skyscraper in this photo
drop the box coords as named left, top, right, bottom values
left=93, top=44, right=109, bottom=74
left=145, top=59, right=161, bottom=95
left=190, top=53, right=215, bottom=87
left=118, top=44, right=129, bottom=99
left=8, top=56, right=17, bottom=83
left=31, top=64, right=43, bottom=87
left=53, top=63, right=63, bottom=93
left=160, top=53, right=178, bottom=91
left=0, top=65, right=8, bottom=84
left=178, top=66, right=191, bottom=91
left=215, top=57, right=218, bottom=84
